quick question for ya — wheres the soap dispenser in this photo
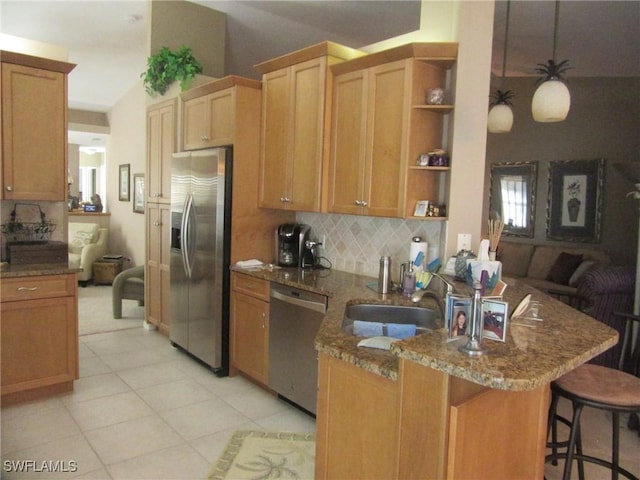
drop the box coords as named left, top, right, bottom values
left=402, top=261, right=416, bottom=297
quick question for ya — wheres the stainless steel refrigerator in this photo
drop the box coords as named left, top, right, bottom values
left=170, top=148, right=232, bottom=375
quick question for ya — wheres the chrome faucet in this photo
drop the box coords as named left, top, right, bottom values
left=410, top=273, right=454, bottom=320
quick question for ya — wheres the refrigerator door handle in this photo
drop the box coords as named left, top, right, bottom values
left=181, top=194, right=193, bottom=279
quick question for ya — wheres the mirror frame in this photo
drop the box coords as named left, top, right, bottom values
left=489, top=161, right=538, bottom=238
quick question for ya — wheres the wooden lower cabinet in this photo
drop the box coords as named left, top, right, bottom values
left=315, top=354, right=550, bottom=480
left=146, top=202, right=170, bottom=335
left=0, top=273, right=79, bottom=404
left=229, top=272, right=270, bottom=384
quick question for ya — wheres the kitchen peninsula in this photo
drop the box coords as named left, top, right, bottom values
left=232, top=265, right=617, bottom=479
left=1, top=263, right=80, bottom=405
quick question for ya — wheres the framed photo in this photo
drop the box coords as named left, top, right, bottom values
left=133, top=174, right=145, bottom=213
left=489, top=162, right=537, bottom=237
left=482, top=298, right=509, bottom=342
left=417, top=154, right=430, bottom=166
left=119, top=164, right=130, bottom=201
left=413, top=200, right=429, bottom=217
left=446, top=294, right=471, bottom=339
left=546, top=158, right=605, bottom=242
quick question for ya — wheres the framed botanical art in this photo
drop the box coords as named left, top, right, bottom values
left=133, top=174, right=145, bottom=213
left=119, top=164, right=130, bottom=201
left=546, top=158, right=605, bottom=242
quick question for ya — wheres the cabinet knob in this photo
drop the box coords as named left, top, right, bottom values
left=262, top=312, right=266, bottom=328
left=355, top=200, right=362, bottom=206
left=154, top=221, right=161, bottom=226
left=280, top=197, right=290, bottom=203
left=17, top=286, right=38, bottom=291
left=5, top=185, right=12, bottom=192
left=361, top=200, right=368, bottom=207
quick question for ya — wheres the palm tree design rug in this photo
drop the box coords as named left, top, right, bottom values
left=209, top=430, right=315, bottom=479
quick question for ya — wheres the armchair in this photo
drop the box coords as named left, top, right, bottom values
left=112, top=265, right=145, bottom=319
left=68, top=222, right=108, bottom=284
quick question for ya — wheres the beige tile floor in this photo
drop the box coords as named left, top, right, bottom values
left=1, top=326, right=316, bottom=479
left=2, top=285, right=638, bottom=479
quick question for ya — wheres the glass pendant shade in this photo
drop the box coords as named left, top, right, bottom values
left=487, top=104, right=514, bottom=133
left=532, top=79, right=571, bottom=123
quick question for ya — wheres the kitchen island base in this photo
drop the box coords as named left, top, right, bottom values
left=315, top=353, right=550, bottom=480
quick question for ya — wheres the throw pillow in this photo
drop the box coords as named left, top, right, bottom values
left=546, top=252, right=584, bottom=285
left=569, top=260, right=597, bottom=286
left=69, top=230, right=95, bottom=255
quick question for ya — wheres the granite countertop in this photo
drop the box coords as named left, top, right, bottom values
left=231, top=265, right=618, bottom=391
left=0, top=262, right=82, bottom=278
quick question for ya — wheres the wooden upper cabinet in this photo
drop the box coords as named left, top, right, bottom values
left=329, top=43, right=458, bottom=219
left=255, top=42, right=366, bottom=212
left=1, top=52, right=75, bottom=201
left=329, top=60, right=408, bottom=217
left=183, top=86, right=235, bottom=150
left=146, top=99, right=176, bottom=203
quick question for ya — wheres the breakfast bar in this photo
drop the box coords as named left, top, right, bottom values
left=233, top=265, right=618, bottom=479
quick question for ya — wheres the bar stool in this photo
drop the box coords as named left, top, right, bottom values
left=546, top=312, right=640, bottom=480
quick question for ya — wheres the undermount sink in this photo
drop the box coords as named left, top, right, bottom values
left=342, top=303, right=441, bottom=336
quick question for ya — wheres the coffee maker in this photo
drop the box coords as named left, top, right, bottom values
left=275, top=223, right=310, bottom=267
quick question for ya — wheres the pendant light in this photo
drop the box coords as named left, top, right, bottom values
left=532, top=0, right=572, bottom=122
left=488, top=0, right=514, bottom=133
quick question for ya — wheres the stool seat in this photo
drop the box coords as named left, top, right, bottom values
left=555, top=364, right=640, bottom=407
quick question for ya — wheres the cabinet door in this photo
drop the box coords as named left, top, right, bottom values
left=147, top=100, right=176, bottom=203
left=289, top=58, right=325, bottom=212
left=364, top=61, right=408, bottom=218
left=315, top=354, right=399, bottom=480
left=230, top=290, right=269, bottom=384
left=206, top=89, right=235, bottom=146
left=328, top=70, right=368, bottom=215
left=1, top=296, right=77, bottom=394
left=259, top=68, right=291, bottom=209
left=183, top=95, right=208, bottom=150
left=2, top=63, right=66, bottom=201
left=146, top=203, right=170, bottom=334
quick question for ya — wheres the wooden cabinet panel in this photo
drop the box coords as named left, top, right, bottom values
left=1, top=273, right=78, bottom=403
left=365, top=61, right=407, bottom=217
left=1, top=274, right=75, bottom=302
left=259, top=58, right=326, bottom=212
left=1, top=62, right=68, bottom=201
left=146, top=99, right=176, bottom=203
left=328, top=70, right=367, bottom=215
left=259, top=68, right=290, bottom=209
left=146, top=203, right=170, bottom=335
left=230, top=286, right=269, bottom=384
left=315, top=353, right=399, bottom=480
left=183, top=95, right=208, bottom=150
left=183, top=89, right=235, bottom=150
left=329, top=61, right=407, bottom=217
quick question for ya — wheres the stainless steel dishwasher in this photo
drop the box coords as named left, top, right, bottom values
left=269, top=283, right=327, bottom=415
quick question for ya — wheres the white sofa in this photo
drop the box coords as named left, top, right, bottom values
left=68, top=222, right=108, bottom=284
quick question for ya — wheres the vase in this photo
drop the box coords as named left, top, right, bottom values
left=567, top=198, right=581, bottom=222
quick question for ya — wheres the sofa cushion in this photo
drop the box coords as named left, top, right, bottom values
left=546, top=252, right=583, bottom=285
left=497, top=242, right=535, bottom=278
left=526, top=246, right=610, bottom=280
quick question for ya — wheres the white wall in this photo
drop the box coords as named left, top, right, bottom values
left=106, top=81, right=146, bottom=266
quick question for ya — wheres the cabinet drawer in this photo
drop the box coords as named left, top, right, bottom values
left=1, top=274, right=76, bottom=302
left=231, top=272, right=270, bottom=301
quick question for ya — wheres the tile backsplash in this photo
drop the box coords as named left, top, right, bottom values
left=297, top=212, right=443, bottom=280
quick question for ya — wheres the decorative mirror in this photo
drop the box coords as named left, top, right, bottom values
left=489, top=162, right=538, bottom=237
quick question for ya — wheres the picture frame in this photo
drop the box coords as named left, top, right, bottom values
left=446, top=294, right=472, bottom=339
left=489, top=162, right=537, bottom=238
left=413, top=200, right=429, bottom=217
left=119, top=164, right=130, bottom=201
left=546, top=158, right=605, bottom=242
left=481, top=298, right=509, bottom=342
left=133, top=174, right=145, bottom=213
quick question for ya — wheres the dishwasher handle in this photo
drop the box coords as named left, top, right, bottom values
left=270, top=288, right=327, bottom=314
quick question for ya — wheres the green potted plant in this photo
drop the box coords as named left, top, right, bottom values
left=141, top=46, right=203, bottom=96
